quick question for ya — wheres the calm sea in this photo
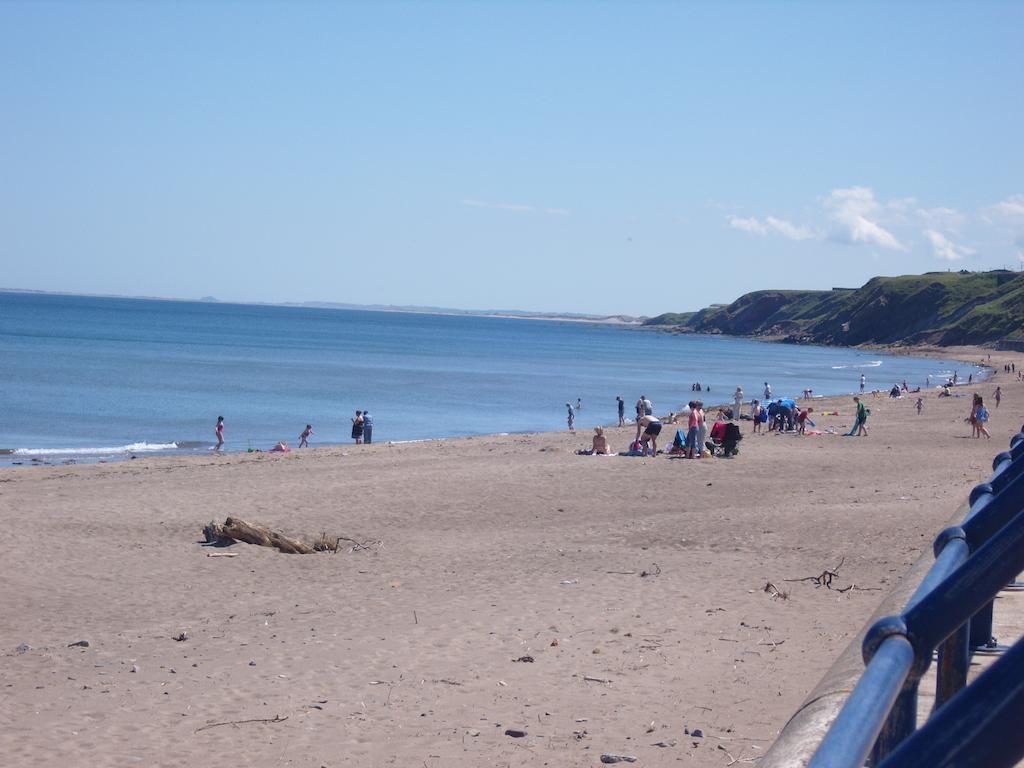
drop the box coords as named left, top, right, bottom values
left=0, top=292, right=985, bottom=462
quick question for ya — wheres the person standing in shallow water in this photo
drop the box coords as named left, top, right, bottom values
left=214, top=416, right=225, bottom=451
left=566, top=402, right=575, bottom=432
left=351, top=410, right=364, bottom=444
left=362, top=410, right=373, bottom=444
left=616, top=396, right=625, bottom=427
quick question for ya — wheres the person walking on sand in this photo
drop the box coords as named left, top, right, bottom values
left=214, top=416, right=225, bottom=451
left=636, top=413, right=662, bottom=457
left=968, top=394, right=982, bottom=438
left=616, top=396, right=625, bottom=427
left=994, top=386, right=1002, bottom=408
left=298, top=424, right=313, bottom=448
left=975, top=397, right=992, bottom=439
left=566, top=402, right=575, bottom=432
left=751, top=399, right=762, bottom=433
left=362, top=410, right=373, bottom=444
left=915, top=397, right=924, bottom=415
left=733, top=387, right=744, bottom=421
left=845, top=397, right=868, bottom=436
left=351, top=410, right=364, bottom=444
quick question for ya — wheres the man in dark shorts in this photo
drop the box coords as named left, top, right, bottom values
left=362, top=409, right=373, bottom=443
left=637, top=414, right=662, bottom=456
left=616, top=396, right=625, bottom=427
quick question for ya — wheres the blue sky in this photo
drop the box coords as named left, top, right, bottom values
left=2, top=1, right=1022, bottom=315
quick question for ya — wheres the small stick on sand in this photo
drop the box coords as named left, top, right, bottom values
left=763, top=582, right=789, bottom=600
left=195, top=714, right=288, bottom=732
left=783, top=557, right=845, bottom=589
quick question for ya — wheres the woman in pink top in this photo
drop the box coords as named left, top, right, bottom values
left=214, top=416, right=224, bottom=451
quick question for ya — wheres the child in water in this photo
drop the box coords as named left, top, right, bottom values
left=298, top=424, right=313, bottom=448
left=214, top=416, right=225, bottom=451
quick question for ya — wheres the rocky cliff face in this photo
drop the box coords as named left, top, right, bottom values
left=645, top=271, right=1024, bottom=346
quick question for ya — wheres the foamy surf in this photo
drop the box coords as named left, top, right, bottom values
left=831, top=360, right=883, bottom=369
left=11, top=442, right=180, bottom=457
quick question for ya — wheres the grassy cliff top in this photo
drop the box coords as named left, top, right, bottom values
left=645, top=270, right=1024, bottom=346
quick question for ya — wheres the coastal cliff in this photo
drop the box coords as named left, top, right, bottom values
left=645, top=270, right=1024, bottom=346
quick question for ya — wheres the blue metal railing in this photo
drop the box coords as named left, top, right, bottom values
left=806, top=427, right=1024, bottom=768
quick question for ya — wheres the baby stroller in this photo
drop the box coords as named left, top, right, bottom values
left=718, top=423, right=743, bottom=457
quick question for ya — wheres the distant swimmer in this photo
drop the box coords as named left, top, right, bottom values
left=214, top=416, right=225, bottom=451
left=298, top=424, right=313, bottom=448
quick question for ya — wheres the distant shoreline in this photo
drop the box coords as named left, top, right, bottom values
left=0, top=287, right=643, bottom=326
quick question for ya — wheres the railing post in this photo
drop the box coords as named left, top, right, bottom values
left=970, top=601, right=994, bottom=650
left=935, top=620, right=970, bottom=709
left=930, top=527, right=972, bottom=709
left=870, top=682, right=918, bottom=764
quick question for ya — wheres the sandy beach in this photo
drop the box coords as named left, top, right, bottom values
left=1, top=348, right=1018, bottom=768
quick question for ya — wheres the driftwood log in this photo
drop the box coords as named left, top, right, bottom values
left=204, top=517, right=331, bottom=554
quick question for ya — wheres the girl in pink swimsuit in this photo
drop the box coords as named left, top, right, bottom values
left=214, top=416, right=225, bottom=451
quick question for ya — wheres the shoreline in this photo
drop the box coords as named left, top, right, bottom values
left=1, top=344, right=998, bottom=470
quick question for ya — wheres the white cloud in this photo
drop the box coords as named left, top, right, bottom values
left=924, top=229, right=976, bottom=261
left=824, top=187, right=907, bottom=251
left=991, top=194, right=1024, bottom=220
left=728, top=214, right=816, bottom=240
left=462, top=198, right=568, bottom=216
left=727, top=215, right=768, bottom=235
left=765, top=216, right=816, bottom=241
left=916, top=206, right=965, bottom=232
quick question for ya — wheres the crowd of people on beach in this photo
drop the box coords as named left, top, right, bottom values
left=573, top=361, right=1014, bottom=458
left=209, top=360, right=1013, bottom=458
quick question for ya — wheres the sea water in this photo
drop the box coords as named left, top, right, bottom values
left=0, top=291, right=986, bottom=463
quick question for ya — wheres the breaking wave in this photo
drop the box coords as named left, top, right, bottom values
left=831, top=360, right=883, bottom=370
left=10, top=442, right=181, bottom=457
